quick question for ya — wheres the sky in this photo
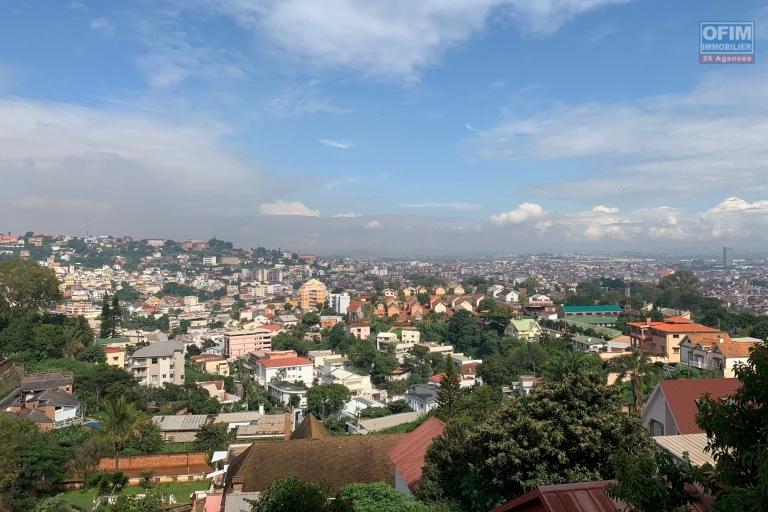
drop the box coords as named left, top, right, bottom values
left=2, top=0, right=768, bottom=256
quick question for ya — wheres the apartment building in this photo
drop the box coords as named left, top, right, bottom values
left=629, top=316, right=719, bottom=363
left=224, top=328, right=275, bottom=359
left=298, top=279, right=328, bottom=311
left=129, top=341, right=185, bottom=387
left=254, top=351, right=313, bottom=386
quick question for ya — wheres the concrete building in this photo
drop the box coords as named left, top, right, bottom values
left=298, top=279, right=328, bottom=311
left=254, top=351, right=313, bottom=386
left=224, top=328, right=274, bottom=359
left=329, top=292, right=351, bottom=315
left=129, top=341, right=185, bottom=387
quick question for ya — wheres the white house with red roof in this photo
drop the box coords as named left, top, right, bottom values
left=254, top=351, right=313, bottom=386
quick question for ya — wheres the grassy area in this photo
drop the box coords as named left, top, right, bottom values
left=59, top=480, right=210, bottom=510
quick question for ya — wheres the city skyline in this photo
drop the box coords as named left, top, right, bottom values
left=2, top=1, right=768, bottom=254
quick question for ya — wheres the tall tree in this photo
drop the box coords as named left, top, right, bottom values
left=110, top=294, right=121, bottom=337
left=100, top=296, right=112, bottom=338
left=611, top=349, right=656, bottom=414
left=435, top=359, right=463, bottom=421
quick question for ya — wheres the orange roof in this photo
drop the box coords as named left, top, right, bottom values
left=652, top=323, right=718, bottom=334
left=714, top=338, right=759, bottom=358
left=664, top=316, right=693, bottom=324
left=658, top=378, right=740, bottom=434
left=104, top=347, right=124, bottom=354
left=258, top=357, right=311, bottom=368
left=387, top=417, right=445, bottom=490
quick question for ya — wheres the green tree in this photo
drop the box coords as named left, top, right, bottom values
left=435, top=359, right=463, bottom=421
left=540, top=350, right=604, bottom=382
left=0, top=259, right=61, bottom=317
left=101, top=397, right=150, bottom=463
left=100, top=296, right=113, bottom=338
left=123, top=421, right=163, bottom=454
left=610, top=349, right=656, bottom=414
left=608, top=450, right=703, bottom=512
left=33, top=495, right=74, bottom=512
left=307, top=383, right=351, bottom=418
left=333, top=482, right=432, bottom=511
left=194, top=423, right=233, bottom=453
left=420, top=372, right=650, bottom=511
left=696, top=343, right=768, bottom=511
left=251, top=474, right=330, bottom=512
left=86, top=470, right=129, bottom=497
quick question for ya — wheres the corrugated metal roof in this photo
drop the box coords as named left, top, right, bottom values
left=152, top=414, right=209, bottom=431
left=387, top=417, right=445, bottom=490
left=654, top=433, right=714, bottom=467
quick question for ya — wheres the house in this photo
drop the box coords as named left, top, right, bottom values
left=450, top=353, right=481, bottom=376
left=191, top=354, right=230, bottom=376
left=405, top=383, right=439, bottom=414
left=223, top=434, right=404, bottom=496
left=434, top=286, right=446, bottom=296
left=267, top=380, right=308, bottom=408
left=152, top=414, right=210, bottom=442
left=503, top=290, right=520, bottom=303
left=322, top=368, right=372, bottom=396
left=254, top=351, right=313, bottom=386
left=512, top=375, right=541, bottom=396
left=104, top=346, right=126, bottom=369
left=223, top=329, right=275, bottom=359
left=197, top=381, right=240, bottom=404
left=307, top=349, right=336, bottom=368
left=629, top=317, right=719, bottom=363
left=234, top=412, right=291, bottom=441
left=400, top=329, right=421, bottom=343
left=679, top=333, right=760, bottom=378
left=504, top=319, right=542, bottom=340
left=320, top=315, right=343, bottom=329
left=129, top=341, right=185, bottom=387
left=347, top=301, right=364, bottom=321
left=342, top=396, right=387, bottom=418
left=386, top=366, right=412, bottom=381
left=388, top=417, right=446, bottom=496
left=348, top=323, right=371, bottom=339
left=275, top=314, right=299, bottom=327
left=3, top=384, right=82, bottom=430
left=642, top=378, right=740, bottom=436
left=348, top=411, right=420, bottom=435
left=654, top=433, right=714, bottom=467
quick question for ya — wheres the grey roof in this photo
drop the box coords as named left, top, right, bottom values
left=20, top=372, right=73, bottom=391
left=132, top=340, right=184, bottom=358
left=152, top=414, right=210, bottom=431
left=37, top=388, right=80, bottom=407
left=224, top=492, right=260, bottom=512
left=358, top=411, right=420, bottom=432
left=406, top=384, right=439, bottom=403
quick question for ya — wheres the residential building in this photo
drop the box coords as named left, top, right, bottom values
left=0, top=371, right=82, bottom=430
left=388, top=417, right=445, bottom=496
left=400, top=329, right=421, bottom=343
left=298, top=279, right=328, bottom=311
left=223, top=328, right=274, bottom=359
left=642, top=378, right=740, bottom=436
left=504, top=319, right=542, bottom=340
left=629, top=316, right=720, bottom=363
left=268, top=381, right=308, bottom=408
left=190, top=354, right=230, bottom=376
left=104, top=346, right=126, bottom=369
left=405, top=383, right=439, bottom=415
left=679, top=334, right=760, bottom=378
left=322, top=368, right=371, bottom=396
left=152, top=414, right=210, bottom=442
left=129, top=341, right=185, bottom=387
left=254, top=351, right=313, bottom=386
left=329, top=292, right=351, bottom=315
left=348, top=323, right=371, bottom=339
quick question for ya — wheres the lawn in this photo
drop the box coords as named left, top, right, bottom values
left=59, top=480, right=210, bottom=510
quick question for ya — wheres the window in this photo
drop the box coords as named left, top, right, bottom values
left=649, top=419, right=664, bottom=436
left=673, top=347, right=680, bottom=354
left=152, top=357, right=158, bottom=364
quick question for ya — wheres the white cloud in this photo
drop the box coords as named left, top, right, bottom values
left=399, top=202, right=480, bottom=211
left=259, top=200, right=319, bottom=216
left=318, top=138, right=353, bottom=150
left=204, top=0, right=630, bottom=79
left=592, top=205, right=618, bottom=214
left=490, top=202, right=546, bottom=225
left=332, top=212, right=363, bottom=218
left=472, top=68, right=768, bottom=201
left=0, top=98, right=262, bottom=235
left=365, top=220, right=383, bottom=230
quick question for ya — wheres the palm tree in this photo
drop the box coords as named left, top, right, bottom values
left=613, top=349, right=655, bottom=414
left=101, top=397, right=148, bottom=468
left=541, top=350, right=604, bottom=381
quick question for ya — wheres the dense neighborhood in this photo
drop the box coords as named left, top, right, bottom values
left=0, top=233, right=767, bottom=511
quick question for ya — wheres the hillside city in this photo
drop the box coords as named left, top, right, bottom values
left=1, top=232, right=767, bottom=511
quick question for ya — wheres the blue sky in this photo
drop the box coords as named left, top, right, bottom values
left=2, top=0, right=768, bottom=255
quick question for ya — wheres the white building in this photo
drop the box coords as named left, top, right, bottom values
left=254, top=354, right=313, bottom=386
left=129, top=341, right=185, bottom=387
left=329, top=292, right=351, bottom=315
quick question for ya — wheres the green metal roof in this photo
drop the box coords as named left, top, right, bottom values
left=561, top=304, right=622, bottom=313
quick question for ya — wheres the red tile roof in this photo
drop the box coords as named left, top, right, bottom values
left=258, top=356, right=312, bottom=368
left=659, top=378, right=740, bottom=434
left=652, top=323, right=719, bottom=334
left=387, top=417, right=445, bottom=490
